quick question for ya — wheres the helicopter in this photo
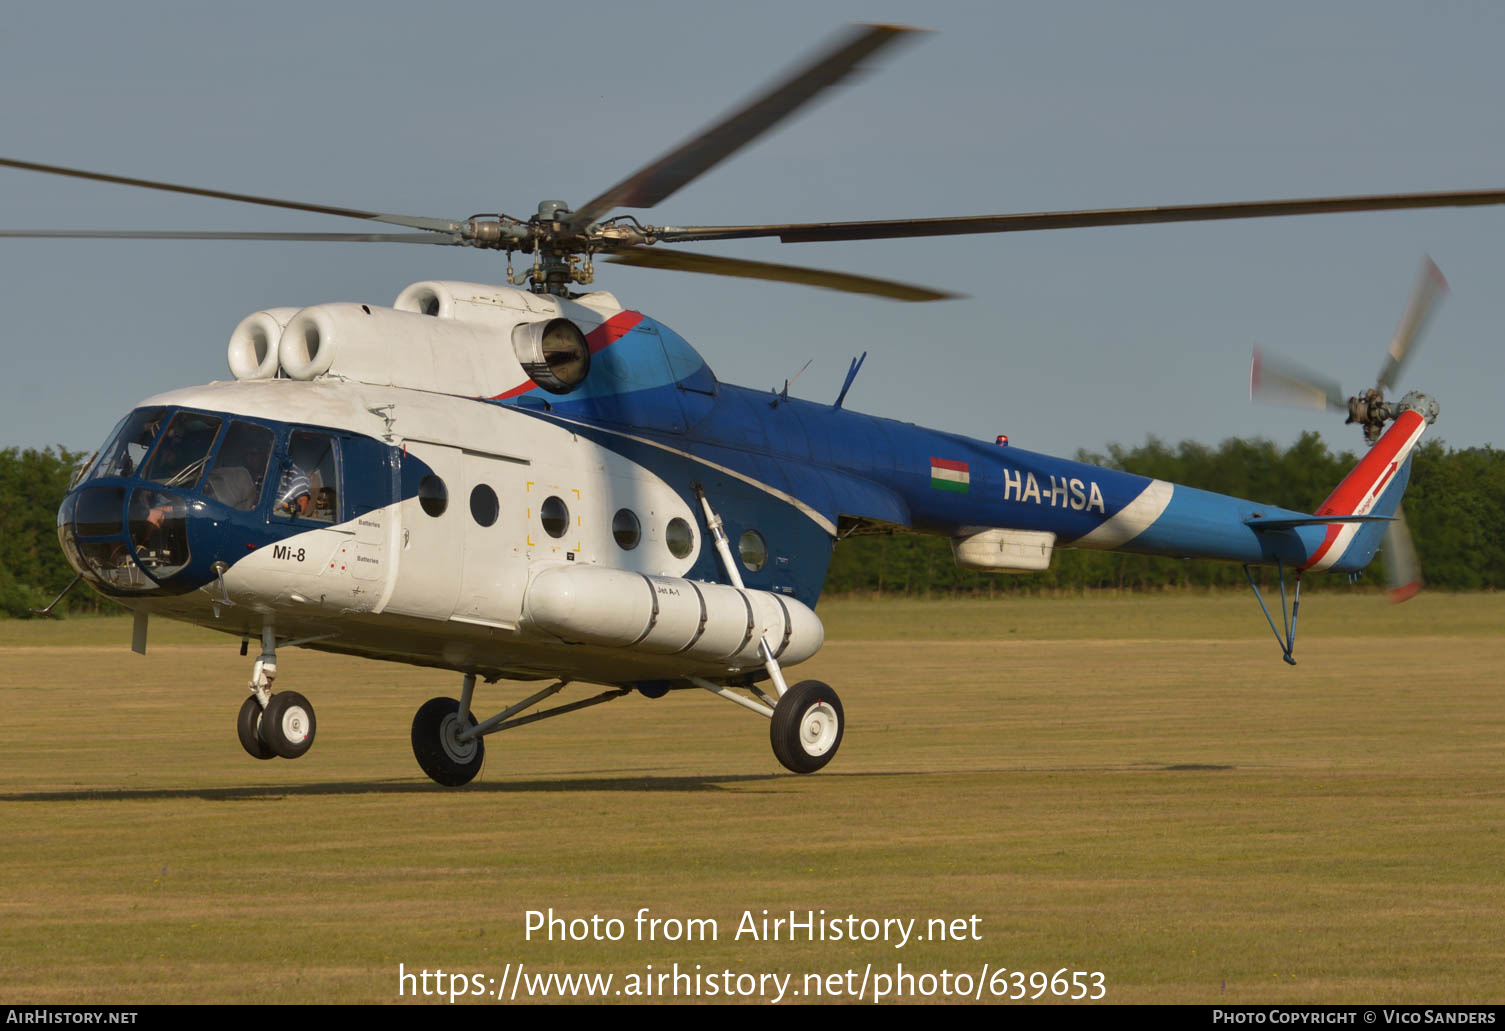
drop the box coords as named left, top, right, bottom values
left=13, top=24, right=1499, bottom=785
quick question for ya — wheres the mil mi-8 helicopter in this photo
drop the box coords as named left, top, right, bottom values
left=12, top=25, right=1500, bottom=785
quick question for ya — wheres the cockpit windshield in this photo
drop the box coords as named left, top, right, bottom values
left=88, top=406, right=167, bottom=481
left=143, top=411, right=223, bottom=489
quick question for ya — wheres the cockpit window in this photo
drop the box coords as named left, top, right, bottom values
left=127, top=487, right=192, bottom=582
left=143, top=411, right=223, bottom=489
left=273, top=430, right=340, bottom=524
left=203, top=421, right=274, bottom=511
left=90, top=406, right=167, bottom=480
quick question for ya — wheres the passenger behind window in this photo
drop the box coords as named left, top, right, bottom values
left=274, top=431, right=339, bottom=524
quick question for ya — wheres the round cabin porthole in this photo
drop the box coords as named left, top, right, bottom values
left=470, top=484, right=499, bottom=527
left=738, top=529, right=767, bottom=572
left=665, top=517, right=695, bottom=559
left=612, top=508, right=641, bottom=550
left=541, top=495, right=570, bottom=538
left=418, top=475, right=447, bottom=517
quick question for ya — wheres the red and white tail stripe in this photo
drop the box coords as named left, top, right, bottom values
left=1301, top=409, right=1428, bottom=572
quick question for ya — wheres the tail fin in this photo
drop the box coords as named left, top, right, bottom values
left=1300, top=409, right=1428, bottom=573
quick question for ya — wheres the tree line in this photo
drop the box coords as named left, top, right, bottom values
left=0, top=447, right=115, bottom=616
left=2, top=434, right=1501, bottom=617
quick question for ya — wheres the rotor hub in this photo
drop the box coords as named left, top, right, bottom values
left=1346, top=388, right=1388, bottom=444
left=1345, top=388, right=1439, bottom=444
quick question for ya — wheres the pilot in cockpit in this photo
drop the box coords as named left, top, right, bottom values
left=275, top=466, right=314, bottom=518
left=118, top=412, right=165, bottom=477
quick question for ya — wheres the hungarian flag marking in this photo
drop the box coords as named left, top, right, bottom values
left=930, top=457, right=970, bottom=493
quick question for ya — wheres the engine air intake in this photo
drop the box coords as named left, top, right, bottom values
left=512, top=318, right=590, bottom=394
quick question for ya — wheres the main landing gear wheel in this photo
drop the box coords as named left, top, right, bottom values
left=412, top=697, right=485, bottom=787
left=770, top=680, right=844, bottom=774
left=236, top=695, right=277, bottom=761
left=260, top=691, right=317, bottom=759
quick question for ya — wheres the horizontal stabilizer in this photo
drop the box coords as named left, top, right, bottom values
left=1246, top=513, right=1395, bottom=531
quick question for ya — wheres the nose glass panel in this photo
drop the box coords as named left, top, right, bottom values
left=56, top=492, right=82, bottom=573
left=57, top=484, right=190, bottom=592
left=73, top=485, right=125, bottom=537
left=127, top=488, right=192, bottom=580
left=75, top=540, right=157, bottom=591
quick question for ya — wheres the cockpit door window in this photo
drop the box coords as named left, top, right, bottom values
left=203, top=421, right=274, bottom=511
left=273, top=431, right=340, bottom=523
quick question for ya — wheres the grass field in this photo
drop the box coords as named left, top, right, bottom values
left=1, top=593, right=1502, bottom=1005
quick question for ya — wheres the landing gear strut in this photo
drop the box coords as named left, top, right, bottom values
left=235, top=624, right=318, bottom=760
left=693, top=485, right=845, bottom=774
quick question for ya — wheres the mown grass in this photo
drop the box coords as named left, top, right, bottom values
left=1, top=593, right=1501, bottom=1004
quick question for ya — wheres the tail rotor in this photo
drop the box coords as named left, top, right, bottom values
left=1383, top=505, right=1423, bottom=603
left=1249, top=257, right=1446, bottom=601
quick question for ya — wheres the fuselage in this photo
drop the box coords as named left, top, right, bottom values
left=56, top=284, right=1421, bottom=687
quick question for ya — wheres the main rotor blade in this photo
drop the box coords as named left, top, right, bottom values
left=657, top=188, right=1505, bottom=244
left=1250, top=346, right=1348, bottom=413
left=569, top=24, right=919, bottom=229
left=0, top=157, right=465, bottom=234
left=605, top=246, right=956, bottom=302
left=1377, top=256, right=1448, bottom=393
left=0, top=229, right=460, bottom=243
left=1384, top=505, right=1422, bottom=603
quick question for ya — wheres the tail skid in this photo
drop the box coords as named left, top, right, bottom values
left=1244, top=558, right=1303, bottom=666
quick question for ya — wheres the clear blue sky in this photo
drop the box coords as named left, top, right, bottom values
left=3, top=1, right=1502, bottom=463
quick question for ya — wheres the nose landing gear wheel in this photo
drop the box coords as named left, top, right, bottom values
left=260, top=691, right=317, bottom=759
left=770, top=680, right=843, bottom=774
left=412, top=697, right=485, bottom=787
left=236, top=695, right=277, bottom=760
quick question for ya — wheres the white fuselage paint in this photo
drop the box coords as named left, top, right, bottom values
left=126, top=379, right=824, bottom=686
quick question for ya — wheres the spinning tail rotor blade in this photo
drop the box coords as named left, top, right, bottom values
left=1250, top=346, right=1348, bottom=412
left=1377, top=256, right=1448, bottom=393
left=1384, top=504, right=1423, bottom=603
